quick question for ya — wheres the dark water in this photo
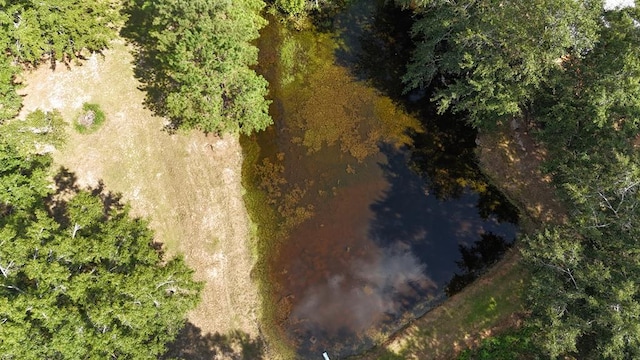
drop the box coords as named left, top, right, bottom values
left=244, top=2, right=519, bottom=358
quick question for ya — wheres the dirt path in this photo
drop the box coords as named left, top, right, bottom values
left=18, top=40, right=262, bottom=356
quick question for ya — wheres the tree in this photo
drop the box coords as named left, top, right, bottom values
left=3, top=109, right=67, bottom=154
left=534, top=6, right=640, bottom=154
left=0, top=55, right=21, bottom=122
left=275, top=0, right=308, bottom=15
left=398, top=0, right=603, bottom=128
left=523, top=153, right=640, bottom=359
left=122, top=0, right=272, bottom=135
left=0, top=0, right=119, bottom=66
left=0, top=142, right=202, bottom=359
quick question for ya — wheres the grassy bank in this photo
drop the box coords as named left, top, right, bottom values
left=240, top=134, right=297, bottom=360
left=348, top=121, right=568, bottom=359
left=350, top=247, right=528, bottom=360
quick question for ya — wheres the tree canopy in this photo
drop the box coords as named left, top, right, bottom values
left=122, top=0, right=272, bottom=135
left=0, top=0, right=119, bottom=122
left=399, top=0, right=603, bottom=128
left=523, top=153, right=640, bottom=359
left=520, top=7, right=640, bottom=359
left=0, top=142, right=202, bottom=359
left=0, top=0, right=119, bottom=66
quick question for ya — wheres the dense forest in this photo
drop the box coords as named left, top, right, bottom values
left=2, top=0, right=640, bottom=359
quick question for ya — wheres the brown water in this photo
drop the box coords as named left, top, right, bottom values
left=245, top=2, right=519, bottom=358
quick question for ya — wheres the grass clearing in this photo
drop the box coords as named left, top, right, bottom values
left=18, top=39, right=263, bottom=356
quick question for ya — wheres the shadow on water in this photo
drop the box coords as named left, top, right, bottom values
left=244, top=1, right=521, bottom=359
left=445, top=232, right=513, bottom=296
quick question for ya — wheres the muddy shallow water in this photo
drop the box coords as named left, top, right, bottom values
left=245, top=2, right=519, bottom=358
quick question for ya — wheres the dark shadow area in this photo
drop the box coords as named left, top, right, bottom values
left=333, top=0, right=415, bottom=99
left=331, top=0, right=519, bottom=222
left=445, top=232, right=513, bottom=296
left=118, top=1, right=175, bottom=131
left=369, top=144, right=518, bottom=291
left=47, top=167, right=129, bottom=227
left=161, top=322, right=265, bottom=360
left=368, top=145, right=433, bottom=251
left=409, top=114, right=519, bottom=225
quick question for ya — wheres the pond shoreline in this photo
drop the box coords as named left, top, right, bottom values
left=348, top=121, right=567, bottom=359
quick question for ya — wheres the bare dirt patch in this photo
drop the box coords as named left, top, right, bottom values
left=18, top=40, right=263, bottom=356
left=476, top=121, right=567, bottom=228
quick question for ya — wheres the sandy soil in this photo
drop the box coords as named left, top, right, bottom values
left=17, top=40, right=262, bottom=355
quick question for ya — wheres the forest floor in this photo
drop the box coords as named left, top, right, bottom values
left=18, top=40, right=265, bottom=359
left=353, top=120, right=567, bottom=360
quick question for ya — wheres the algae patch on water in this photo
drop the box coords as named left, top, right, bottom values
left=278, top=26, right=422, bottom=163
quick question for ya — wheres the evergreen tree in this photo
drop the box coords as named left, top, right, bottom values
left=0, top=142, right=202, bottom=359
left=523, top=154, right=640, bottom=359
left=123, top=0, right=272, bottom=135
left=535, top=6, right=640, bottom=154
left=0, top=55, right=21, bottom=122
left=399, top=0, right=603, bottom=128
left=0, top=0, right=119, bottom=66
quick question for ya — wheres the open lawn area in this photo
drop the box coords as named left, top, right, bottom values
left=17, top=40, right=264, bottom=358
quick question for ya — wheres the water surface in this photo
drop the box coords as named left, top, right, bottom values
left=247, top=2, right=519, bottom=358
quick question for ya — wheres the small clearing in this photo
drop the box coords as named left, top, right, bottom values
left=18, top=40, right=262, bottom=356
left=476, top=121, right=567, bottom=228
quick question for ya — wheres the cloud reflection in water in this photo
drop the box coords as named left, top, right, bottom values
left=292, top=243, right=436, bottom=336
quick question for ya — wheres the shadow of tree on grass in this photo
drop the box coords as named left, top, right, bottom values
left=162, top=323, right=265, bottom=360
left=47, top=166, right=126, bottom=226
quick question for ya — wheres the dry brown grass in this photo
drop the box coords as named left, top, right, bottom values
left=476, top=122, right=568, bottom=228
left=18, top=40, right=262, bottom=355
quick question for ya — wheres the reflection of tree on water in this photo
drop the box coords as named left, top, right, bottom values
left=445, top=232, right=513, bottom=296
left=364, top=142, right=518, bottom=351
left=248, top=1, right=522, bottom=358
left=340, top=0, right=520, bottom=224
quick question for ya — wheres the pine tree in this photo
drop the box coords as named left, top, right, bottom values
left=0, top=142, right=202, bottom=359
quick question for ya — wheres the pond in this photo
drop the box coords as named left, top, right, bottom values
left=243, top=1, right=519, bottom=358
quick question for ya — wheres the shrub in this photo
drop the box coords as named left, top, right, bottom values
left=74, top=102, right=106, bottom=134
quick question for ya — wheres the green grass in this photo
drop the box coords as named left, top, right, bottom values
left=461, top=264, right=527, bottom=328
left=457, top=327, right=540, bottom=360
left=73, top=102, right=106, bottom=134
left=351, top=249, right=529, bottom=360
